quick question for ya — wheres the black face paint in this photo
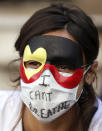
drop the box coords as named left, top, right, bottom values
left=27, top=35, right=83, bottom=70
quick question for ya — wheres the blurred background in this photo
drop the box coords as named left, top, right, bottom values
left=0, top=0, right=102, bottom=97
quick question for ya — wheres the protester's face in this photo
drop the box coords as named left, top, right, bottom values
left=24, top=30, right=85, bottom=99
left=20, top=30, right=86, bottom=122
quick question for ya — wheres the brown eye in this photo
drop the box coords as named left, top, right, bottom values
left=56, top=65, right=67, bottom=69
left=24, top=61, right=41, bottom=69
left=56, top=65, right=74, bottom=73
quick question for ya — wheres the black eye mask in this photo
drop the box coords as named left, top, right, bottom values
left=27, top=35, right=83, bottom=70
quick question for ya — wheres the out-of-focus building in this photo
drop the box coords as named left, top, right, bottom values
left=0, top=0, right=102, bottom=97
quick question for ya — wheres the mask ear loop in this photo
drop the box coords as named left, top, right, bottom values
left=75, top=65, right=92, bottom=101
left=84, top=65, right=92, bottom=75
left=83, top=64, right=97, bottom=88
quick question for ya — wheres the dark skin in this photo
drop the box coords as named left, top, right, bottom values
left=22, top=30, right=98, bottom=131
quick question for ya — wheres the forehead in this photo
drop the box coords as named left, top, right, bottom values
left=26, top=35, right=83, bottom=68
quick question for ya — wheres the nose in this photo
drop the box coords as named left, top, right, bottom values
left=44, top=63, right=51, bottom=70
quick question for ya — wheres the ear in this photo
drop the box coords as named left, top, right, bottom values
left=85, top=61, right=98, bottom=85
left=91, top=61, right=98, bottom=71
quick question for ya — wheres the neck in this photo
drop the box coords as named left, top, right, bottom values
left=22, top=103, right=83, bottom=131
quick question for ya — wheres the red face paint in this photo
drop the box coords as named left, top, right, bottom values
left=20, top=59, right=84, bottom=89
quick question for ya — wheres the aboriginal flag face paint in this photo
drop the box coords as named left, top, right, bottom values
left=20, top=35, right=84, bottom=122
left=27, top=35, right=83, bottom=69
left=20, top=35, right=84, bottom=89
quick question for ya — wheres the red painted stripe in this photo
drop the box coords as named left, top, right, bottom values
left=20, top=60, right=84, bottom=89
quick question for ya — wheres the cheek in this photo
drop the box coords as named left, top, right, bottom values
left=76, top=78, right=84, bottom=99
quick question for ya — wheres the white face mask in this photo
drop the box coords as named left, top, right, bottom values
left=21, top=69, right=80, bottom=123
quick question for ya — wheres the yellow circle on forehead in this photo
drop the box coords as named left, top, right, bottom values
left=23, top=45, right=47, bottom=79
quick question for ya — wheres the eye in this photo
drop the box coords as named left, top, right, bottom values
left=55, top=65, right=74, bottom=73
left=24, top=61, right=41, bottom=69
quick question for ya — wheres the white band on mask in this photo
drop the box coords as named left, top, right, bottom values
left=21, top=69, right=80, bottom=123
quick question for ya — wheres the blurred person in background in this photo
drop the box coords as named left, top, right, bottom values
left=0, top=3, right=102, bottom=131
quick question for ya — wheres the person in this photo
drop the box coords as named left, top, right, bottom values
left=0, top=3, right=102, bottom=131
